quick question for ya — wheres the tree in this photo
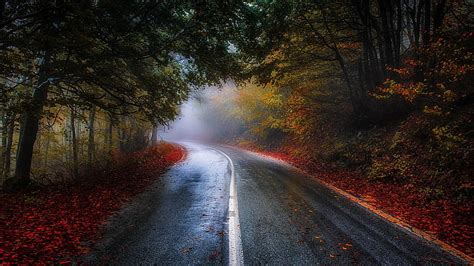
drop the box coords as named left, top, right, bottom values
left=1, top=1, right=248, bottom=189
left=69, top=106, right=78, bottom=178
left=87, top=105, right=95, bottom=167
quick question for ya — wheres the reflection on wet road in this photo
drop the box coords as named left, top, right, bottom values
left=88, top=142, right=466, bottom=265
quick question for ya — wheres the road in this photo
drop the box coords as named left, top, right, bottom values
left=86, top=142, right=467, bottom=265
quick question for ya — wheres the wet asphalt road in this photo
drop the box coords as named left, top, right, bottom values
left=87, top=142, right=467, bottom=265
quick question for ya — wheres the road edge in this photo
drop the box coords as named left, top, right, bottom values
left=314, top=177, right=474, bottom=264
left=240, top=147, right=474, bottom=265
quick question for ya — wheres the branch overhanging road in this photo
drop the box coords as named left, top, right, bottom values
left=86, top=142, right=468, bottom=265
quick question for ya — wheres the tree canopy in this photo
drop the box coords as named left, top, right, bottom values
left=0, top=0, right=253, bottom=188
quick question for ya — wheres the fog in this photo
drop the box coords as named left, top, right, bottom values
left=158, top=83, right=237, bottom=142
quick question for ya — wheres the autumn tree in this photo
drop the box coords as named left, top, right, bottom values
left=239, top=0, right=468, bottom=121
left=0, top=1, right=247, bottom=189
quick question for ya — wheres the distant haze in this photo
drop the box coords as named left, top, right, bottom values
left=159, top=83, right=236, bottom=142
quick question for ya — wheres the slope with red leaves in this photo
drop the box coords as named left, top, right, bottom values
left=0, top=142, right=185, bottom=264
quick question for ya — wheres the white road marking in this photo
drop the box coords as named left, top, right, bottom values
left=215, top=148, right=244, bottom=266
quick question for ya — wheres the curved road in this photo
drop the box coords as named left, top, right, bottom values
left=86, top=142, right=467, bottom=265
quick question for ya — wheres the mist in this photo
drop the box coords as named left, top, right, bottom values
left=159, top=83, right=238, bottom=143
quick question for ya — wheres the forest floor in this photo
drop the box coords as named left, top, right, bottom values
left=0, top=142, right=185, bottom=264
left=239, top=145, right=473, bottom=258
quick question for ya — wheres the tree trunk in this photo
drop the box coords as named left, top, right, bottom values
left=70, top=107, right=79, bottom=178
left=151, top=125, right=158, bottom=145
left=6, top=53, right=51, bottom=190
left=433, top=0, right=447, bottom=36
left=334, top=50, right=360, bottom=115
left=405, top=0, right=416, bottom=45
left=422, top=0, right=431, bottom=46
left=44, top=129, right=50, bottom=168
left=1, top=114, right=6, bottom=178
left=107, top=114, right=113, bottom=152
left=0, top=0, right=5, bottom=20
left=394, top=0, right=402, bottom=67
left=119, top=117, right=127, bottom=152
left=4, top=115, right=14, bottom=180
left=414, top=0, right=424, bottom=48
left=318, top=10, right=361, bottom=115
left=87, top=106, right=95, bottom=167
left=35, top=127, right=42, bottom=167
left=77, top=109, right=83, bottom=160
left=15, top=113, right=24, bottom=163
left=378, top=0, right=394, bottom=66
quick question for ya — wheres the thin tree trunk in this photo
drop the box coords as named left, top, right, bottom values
left=306, top=11, right=361, bottom=115
left=413, top=0, right=425, bottom=81
left=151, top=125, right=158, bottom=146
left=119, top=117, right=129, bottom=152
left=8, top=52, right=51, bottom=189
left=118, top=127, right=123, bottom=152
left=422, top=0, right=431, bottom=45
left=433, top=0, right=447, bottom=35
left=70, top=107, right=79, bottom=178
left=378, top=0, right=394, bottom=66
left=1, top=114, right=6, bottom=178
left=77, top=109, right=82, bottom=160
left=107, top=114, right=113, bottom=152
left=64, top=124, right=69, bottom=162
left=16, top=114, right=25, bottom=164
left=35, top=127, right=42, bottom=167
left=87, top=106, right=95, bottom=167
left=394, top=0, right=402, bottom=67
left=0, top=0, right=5, bottom=20
left=405, top=0, right=415, bottom=45
left=4, top=115, right=14, bottom=179
left=429, top=0, right=447, bottom=69
left=44, top=129, right=50, bottom=168
left=414, top=0, right=424, bottom=48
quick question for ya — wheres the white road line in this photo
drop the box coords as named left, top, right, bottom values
left=215, top=148, right=244, bottom=266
